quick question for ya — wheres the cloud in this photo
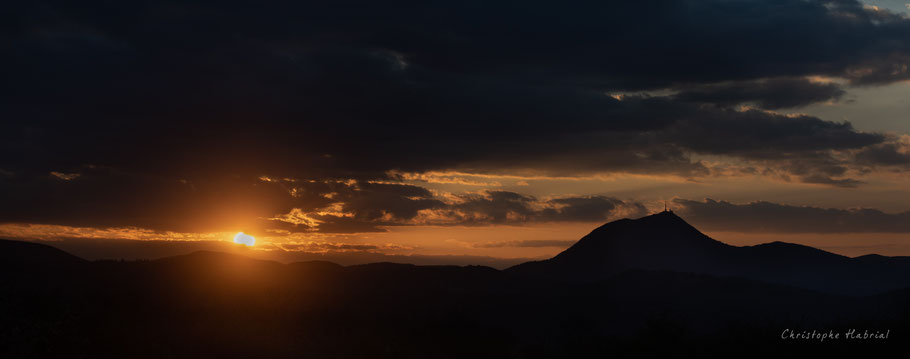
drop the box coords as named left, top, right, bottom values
left=654, top=108, right=881, bottom=157
left=266, top=190, right=648, bottom=232
left=3, top=0, right=910, bottom=233
left=672, top=77, right=846, bottom=109
left=674, top=198, right=910, bottom=233
left=422, top=192, right=648, bottom=226
left=854, top=135, right=910, bottom=166
left=797, top=174, right=864, bottom=188
left=336, top=182, right=444, bottom=222
left=538, top=196, right=649, bottom=222
left=2, top=1, right=897, bottom=174
left=0, top=166, right=298, bottom=232
left=263, top=182, right=446, bottom=233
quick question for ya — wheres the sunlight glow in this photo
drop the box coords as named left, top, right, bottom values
left=233, top=232, right=255, bottom=246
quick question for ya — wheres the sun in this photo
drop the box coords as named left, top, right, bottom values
left=233, top=232, right=255, bottom=246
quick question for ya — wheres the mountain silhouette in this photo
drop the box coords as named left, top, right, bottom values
left=4, top=215, right=910, bottom=357
left=509, top=210, right=910, bottom=295
left=509, top=211, right=733, bottom=279
left=0, top=238, right=87, bottom=268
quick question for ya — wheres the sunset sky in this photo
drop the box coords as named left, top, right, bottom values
left=5, top=0, right=910, bottom=266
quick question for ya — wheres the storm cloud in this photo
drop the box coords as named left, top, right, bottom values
left=675, top=198, right=910, bottom=233
left=3, top=0, right=910, bottom=233
left=672, top=78, right=847, bottom=109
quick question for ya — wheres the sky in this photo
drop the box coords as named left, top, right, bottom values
left=4, top=0, right=910, bottom=266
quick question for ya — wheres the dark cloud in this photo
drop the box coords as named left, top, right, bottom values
left=438, top=192, right=648, bottom=226
left=267, top=190, right=648, bottom=232
left=0, top=166, right=297, bottom=232
left=338, top=182, right=443, bottom=222
left=672, top=78, right=846, bottom=109
left=854, top=137, right=910, bottom=166
left=768, top=152, right=868, bottom=188
left=796, top=174, right=864, bottom=188
left=655, top=109, right=881, bottom=157
left=2, top=0, right=909, bottom=232
left=299, top=217, right=390, bottom=234
left=538, top=196, right=648, bottom=222
left=449, top=191, right=537, bottom=224
left=271, top=190, right=648, bottom=231
left=675, top=198, right=910, bottom=233
left=268, top=181, right=446, bottom=233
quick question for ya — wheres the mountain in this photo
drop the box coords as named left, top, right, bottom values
left=508, top=210, right=910, bottom=295
left=1, top=237, right=908, bottom=358
left=509, top=211, right=733, bottom=280
left=0, top=238, right=87, bottom=268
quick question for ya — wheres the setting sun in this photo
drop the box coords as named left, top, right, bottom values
left=233, top=232, right=255, bottom=246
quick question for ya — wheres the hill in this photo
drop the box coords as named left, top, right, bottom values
left=3, top=214, right=910, bottom=357
left=509, top=211, right=910, bottom=295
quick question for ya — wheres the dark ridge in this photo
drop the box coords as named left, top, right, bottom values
left=508, top=211, right=910, bottom=296
left=508, top=211, right=733, bottom=281
left=0, top=238, right=87, bottom=268
left=1, top=236, right=909, bottom=357
left=287, top=260, right=345, bottom=270
left=152, top=250, right=269, bottom=262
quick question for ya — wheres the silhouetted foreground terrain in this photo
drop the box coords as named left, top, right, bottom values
left=2, top=212, right=909, bottom=358
left=511, top=211, right=910, bottom=295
